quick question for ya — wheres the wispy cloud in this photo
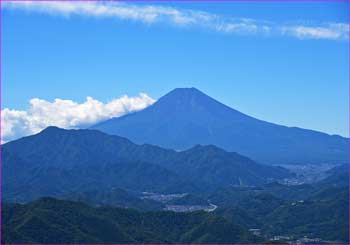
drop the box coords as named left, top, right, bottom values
left=3, top=1, right=348, bottom=41
left=281, top=23, right=349, bottom=40
left=1, top=93, right=155, bottom=143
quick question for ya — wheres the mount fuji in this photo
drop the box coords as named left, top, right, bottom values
left=92, top=88, right=348, bottom=165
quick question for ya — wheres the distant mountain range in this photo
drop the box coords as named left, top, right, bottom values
left=2, top=124, right=348, bottom=244
left=92, top=88, right=348, bottom=165
left=3, top=126, right=291, bottom=202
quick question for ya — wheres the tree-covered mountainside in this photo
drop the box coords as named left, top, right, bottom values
left=318, top=164, right=349, bottom=188
left=207, top=164, right=349, bottom=207
left=262, top=186, right=349, bottom=243
left=207, top=183, right=318, bottom=207
left=209, top=171, right=349, bottom=244
left=4, top=183, right=347, bottom=244
left=3, top=126, right=291, bottom=202
left=212, top=186, right=349, bottom=243
left=92, top=88, right=348, bottom=165
left=2, top=197, right=262, bottom=244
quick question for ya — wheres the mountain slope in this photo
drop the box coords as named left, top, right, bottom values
left=2, top=197, right=262, bottom=244
left=207, top=171, right=349, bottom=243
left=92, top=87, right=348, bottom=165
left=3, top=127, right=291, bottom=202
left=210, top=184, right=349, bottom=243
left=262, top=186, right=349, bottom=243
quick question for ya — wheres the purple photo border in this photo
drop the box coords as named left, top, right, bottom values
left=0, top=0, right=349, bottom=245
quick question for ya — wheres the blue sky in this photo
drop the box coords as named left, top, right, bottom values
left=2, top=1, right=349, bottom=141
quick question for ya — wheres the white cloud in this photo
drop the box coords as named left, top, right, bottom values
left=4, top=1, right=347, bottom=40
left=2, top=1, right=211, bottom=25
left=281, top=23, right=349, bottom=40
left=1, top=93, right=155, bottom=143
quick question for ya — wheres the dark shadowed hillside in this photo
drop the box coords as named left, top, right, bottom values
left=3, top=127, right=291, bottom=202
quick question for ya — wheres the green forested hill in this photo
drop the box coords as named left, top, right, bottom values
left=262, top=186, right=349, bottom=242
left=2, top=197, right=262, bottom=244
left=212, top=185, right=349, bottom=243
